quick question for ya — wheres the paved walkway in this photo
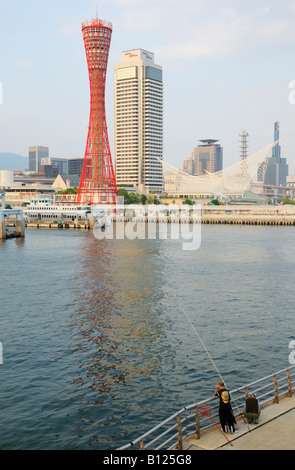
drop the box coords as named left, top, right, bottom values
left=182, top=394, right=295, bottom=450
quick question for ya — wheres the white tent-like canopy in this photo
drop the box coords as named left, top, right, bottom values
left=162, top=141, right=278, bottom=197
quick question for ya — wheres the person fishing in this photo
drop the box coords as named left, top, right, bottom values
left=243, top=393, right=261, bottom=424
left=215, top=381, right=237, bottom=434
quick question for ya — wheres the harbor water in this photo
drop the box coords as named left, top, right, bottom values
left=0, top=224, right=294, bottom=449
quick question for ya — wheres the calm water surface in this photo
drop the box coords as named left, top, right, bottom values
left=0, top=225, right=294, bottom=449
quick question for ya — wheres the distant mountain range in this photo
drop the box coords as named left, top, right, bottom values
left=0, top=153, right=28, bottom=170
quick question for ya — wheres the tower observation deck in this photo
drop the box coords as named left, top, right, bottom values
left=76, top=18, right=118, bottom=205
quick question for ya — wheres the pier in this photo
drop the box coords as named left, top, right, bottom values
left=0, top=192, right=25, bottom=239
left=4, top=203, right=295, bottom=231
left=118, top=365, right=295, bottom=451
left=182, top=393, right=295, bottom=450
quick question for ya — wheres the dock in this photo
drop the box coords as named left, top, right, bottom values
left=0, top=192, right=25, bottom=239
left=183, top=393, right=295, bottom=450
left=118, top=365, right=295, bottom=451
left=3, top=203, right=295, bottom=233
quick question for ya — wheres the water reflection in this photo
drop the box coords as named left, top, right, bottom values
left=2, top=226, right=295, bottom=450
left=68, top=234, right=176, bottom=448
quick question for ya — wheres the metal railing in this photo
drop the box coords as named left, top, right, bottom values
left=118, top=365, right=295, bottom=450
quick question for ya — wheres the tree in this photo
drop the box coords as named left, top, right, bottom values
left=183, top=198, right=195, bottom=205
left=282, top=198, right=295, bottom=205
left=118, top=189, right=140, bottom=205
left=140, top=194, right=147, bottom=205
left=57, top=187, right=78, bottom=194
left=209, top=199, right=220, bottom=205
left=128, top=192, right=140, bottom=204
left=118, top=188, right=129, bottom=203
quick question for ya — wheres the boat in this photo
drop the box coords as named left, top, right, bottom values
left=23, top=197, right=112, bottom=225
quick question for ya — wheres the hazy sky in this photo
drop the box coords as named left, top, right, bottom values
left=1, top=0, right=295, bottom=172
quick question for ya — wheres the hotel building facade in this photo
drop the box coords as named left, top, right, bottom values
left=114, top=49, right=163, bottom=194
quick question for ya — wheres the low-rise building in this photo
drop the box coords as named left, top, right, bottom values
left=52, top=174, right=80, bottom=191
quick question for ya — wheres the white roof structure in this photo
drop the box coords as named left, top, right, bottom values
left=163, top=141, right=278, bottom=197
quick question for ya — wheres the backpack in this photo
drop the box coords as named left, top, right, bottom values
left=220, top=389, right=230, bottom=404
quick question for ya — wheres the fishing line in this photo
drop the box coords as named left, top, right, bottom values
left=173, top=292, right=251, bottom=433
left=175, top=297, right=226, bottom=385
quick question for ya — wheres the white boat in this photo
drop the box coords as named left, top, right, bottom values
left=23, top=197, right=112, bottom=225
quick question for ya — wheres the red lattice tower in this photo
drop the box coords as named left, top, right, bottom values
left=76, top=18, right=118, bottom=205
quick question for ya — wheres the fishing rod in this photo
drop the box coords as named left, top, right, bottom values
left=173, top=294, right=251, bottom=435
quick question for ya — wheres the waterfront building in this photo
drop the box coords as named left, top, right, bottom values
left=0, top=169, right=14, bottom=187
left=68, top=158, right=84, bottom=178
left=114, top=49, right=163, bottom=194
left=257, top=161, right=266, bottom=182
left=52, top=174, right=80, bottom=191
left=263, top=122, right=288, bottom=186
left=41, top=157, right=68, bottom=175
left=0, top=184, right=55, bottom=207
left=286, top=176, right=295, bottom=189
left=183, top=157, right=195, bottom=175
left=192, top=140, right=223, bottom=176
left=163, top=141, right=277, bottom=199
left=0, top=169, right=56, bottom=207
left=29, top=146, right=49, bottom=173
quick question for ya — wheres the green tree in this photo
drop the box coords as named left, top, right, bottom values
left=128, top=192, right=140, bottom=204
left=118, top=189, right=140, bottom=205
left=140, top=194, right=147, bottom=205
left=57, top=187, right=78, bottom=194
left=282, top=198, right=295, bottom=205
left=209, top=199, right=220, bottom=205
left=118, top=188, right=129, bottom=203
left=183, top=198, right=195, bottom=205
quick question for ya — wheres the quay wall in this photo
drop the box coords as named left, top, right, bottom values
left=5, top=215, right=295, bottom=230
left=5, top=204, right=295, bottom=230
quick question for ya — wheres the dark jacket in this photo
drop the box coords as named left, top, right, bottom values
left=215, top=387, right=232, bottom=409
left=245, top=396, right=259, bottom=414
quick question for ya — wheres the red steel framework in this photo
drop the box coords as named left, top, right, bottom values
left=76, top=18, right=118, bottom=205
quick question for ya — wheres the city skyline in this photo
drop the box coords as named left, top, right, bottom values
left=1, top=1, right=295, bottom=173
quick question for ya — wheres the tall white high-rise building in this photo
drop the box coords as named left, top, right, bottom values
left=114, top=49, right=163, bottom=194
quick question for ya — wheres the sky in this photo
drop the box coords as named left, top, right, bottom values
left=1, top=0, right=295, bottom=172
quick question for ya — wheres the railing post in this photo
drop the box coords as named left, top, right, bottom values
left=273, top=374, right=279, bottom=403
left=287, top=369, right=292, bottom=397
left=139, top=439, right=144, bottom=450
left=176, top=414, right=183, bottom=450
left=194, top=405, right=201, bottom=440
